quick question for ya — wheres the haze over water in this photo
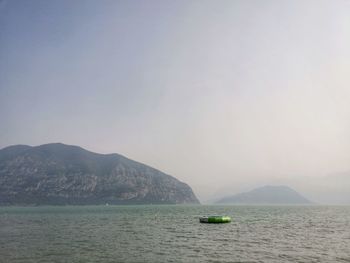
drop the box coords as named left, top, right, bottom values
left=1, top=0, right=350, bottom=202
left=1, top=1, right=350, bottom=261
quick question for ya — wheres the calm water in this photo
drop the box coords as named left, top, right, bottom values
left=0, top=205, right=350, bottom=263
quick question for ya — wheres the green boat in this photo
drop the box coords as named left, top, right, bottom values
left=199, top=215, right=231, bottom=223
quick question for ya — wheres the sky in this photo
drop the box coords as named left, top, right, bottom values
left=1, top=0, right=350, bottom=202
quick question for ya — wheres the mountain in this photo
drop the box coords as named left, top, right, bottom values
left=0, top=143, right=199, bottom=205
left=216, top=185, right=311, bottom=204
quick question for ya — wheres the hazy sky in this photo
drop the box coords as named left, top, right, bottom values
left=1, top=0, right=350, bottom=201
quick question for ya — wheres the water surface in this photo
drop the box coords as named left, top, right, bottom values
left=0, top=205, right=349, bottom=262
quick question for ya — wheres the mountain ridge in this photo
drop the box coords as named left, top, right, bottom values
left=216, top=185, right=311, bottom=204
left=0, top=143, right=200, bottom=205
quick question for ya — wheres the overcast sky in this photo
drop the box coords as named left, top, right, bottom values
left=1, top=0, right=350, bottom=202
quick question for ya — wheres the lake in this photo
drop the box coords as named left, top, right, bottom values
left=0, top=205, right=349, bottom=262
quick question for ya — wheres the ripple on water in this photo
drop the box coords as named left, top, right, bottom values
left=0, top=205, right=350, bottom=262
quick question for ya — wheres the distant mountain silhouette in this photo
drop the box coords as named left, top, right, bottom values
left=216, top=185, right=311, bottom=204
left=0, top=143, right=199, bottom=205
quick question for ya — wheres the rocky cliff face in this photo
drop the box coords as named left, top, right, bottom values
left=0, top=143, right=200, bottom=205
